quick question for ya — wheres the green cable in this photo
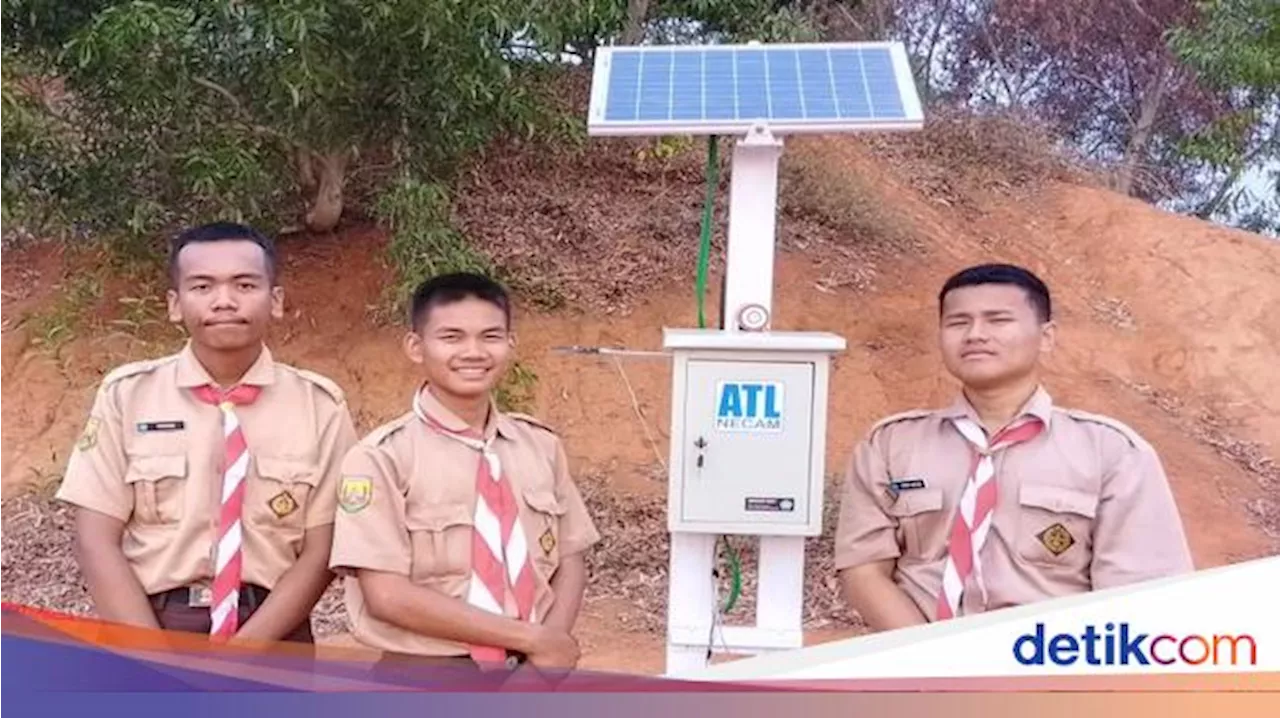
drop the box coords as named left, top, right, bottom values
left=694, top=134, right=743, bottom=614
left=695, top=135, right=718, bottom=330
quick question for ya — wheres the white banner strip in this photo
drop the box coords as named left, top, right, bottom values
left=689, top=556, right=1280, bottom=679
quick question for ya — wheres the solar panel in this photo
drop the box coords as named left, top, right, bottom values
left=588, top=42, right=923, bottom=136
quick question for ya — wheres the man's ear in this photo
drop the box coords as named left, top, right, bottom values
left=270, top=286, right=285, bottom=320
left=1040, top=320, right=1057, bottom=355
left=167, top=288, right=182, bottom=324
left=403, top=331, right=425, bottom=364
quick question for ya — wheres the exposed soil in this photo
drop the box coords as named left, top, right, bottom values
left=3, top=131, right=1277, bottom=676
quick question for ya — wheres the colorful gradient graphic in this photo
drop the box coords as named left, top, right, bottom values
left=4, top=602, right=1278, bottom=718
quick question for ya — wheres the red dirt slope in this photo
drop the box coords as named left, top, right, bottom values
left=2, top=134, right=1277, bottom=675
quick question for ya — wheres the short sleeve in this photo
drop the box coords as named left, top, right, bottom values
left=55, top=381, right=132, bottom=522
left=833, top=432, right=902, bottom=570
left=304, top=400, right=360, bottom=529
left=328, top=443, right=412, bottom=576
left=1090, top=439, right=1195, bottom=588
left=549, top=438, right=600, bottom=558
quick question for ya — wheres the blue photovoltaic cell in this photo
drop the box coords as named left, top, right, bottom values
left=798, top=49, right=836, bottom=119
left=605, top=51, right=641, bottom=122
left=861, top=49, right=903, bottom=118
left=736, top=49, right=768, bottom=119
left=601, top=46, right=909, bottom=125
left=671, top=51, right=702, bottom=121
left=637, top=50, right=672, bottom=121
left=764, top=49, right=803, bottom=119
left=704, top=51, right=736, bottom=120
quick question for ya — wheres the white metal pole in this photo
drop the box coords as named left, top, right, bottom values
left=665, top=125, right=802, bottom=677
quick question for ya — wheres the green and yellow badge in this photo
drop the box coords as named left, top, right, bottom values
left=338, top=476, right=373, bottom=513
left=76, top=417, right=101, bottom=452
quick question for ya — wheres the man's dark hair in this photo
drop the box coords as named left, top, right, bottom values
left=168, top=221, right=278, bottom=286
left=938, top=263, right=1052, bottom=322
left=410, top=272, right=512, bottom=330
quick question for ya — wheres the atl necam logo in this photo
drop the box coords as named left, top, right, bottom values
left=1014, top=622, right=1258, bottom=667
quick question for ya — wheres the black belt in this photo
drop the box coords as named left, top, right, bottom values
left=149, top=584, right=271, bottom=612
left=381, top=650, right=527, bottom=671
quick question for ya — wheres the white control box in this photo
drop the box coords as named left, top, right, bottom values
left=663, top=328, right=847, bottom=536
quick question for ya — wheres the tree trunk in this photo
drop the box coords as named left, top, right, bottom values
left=304, top=150, right=348, bottom=233
left=1117, top=66, right=1170, bottom=196
left=622, top=0, right=650, bottom=45
left=296, top=145, right=317, bottom=196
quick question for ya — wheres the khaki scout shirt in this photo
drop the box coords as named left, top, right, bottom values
left=55, top=342, right=357, bottom=596
left=834, top=386, right=1194, bottom=620
left=329, top=387, right=601, bottom=657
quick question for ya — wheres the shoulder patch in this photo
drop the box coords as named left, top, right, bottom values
left=506, top=412, right=557, bottom=435
left=285, top=367, right=346, bottom=403
left=101, top=355, right=176, bottom=387
left=362, top=413, right=413, bottom=447
left=1061, top=409, right=1145, bottom=448
left=868, top=409, right=933, bottom=436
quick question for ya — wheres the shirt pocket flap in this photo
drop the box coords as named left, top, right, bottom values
left=523, top=486, right=566, bottom=515
left=124, top=454, right=188, bottom=483
left=885, top=487, right=944, bottom=517
left=256, top=456, right=321, bottom=486
left=407, top=502, right=475, bottom=532
left=1019, top=484, right=1097, bottom=519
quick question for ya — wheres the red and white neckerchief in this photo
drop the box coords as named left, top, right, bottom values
left=936, top=414, right=1044, bottom=620
left=191, top=383, right=262, bottom=639
left=412, top=388, right=536, bottom=665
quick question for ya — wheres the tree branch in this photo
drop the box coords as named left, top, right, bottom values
left=193, top=75, right=290, bottom=143
left=1066, top=69, right=1135, bottom=127
left=835, top=3, right=869, bottom=39
left=1125, top=0, right=1162, bottom=30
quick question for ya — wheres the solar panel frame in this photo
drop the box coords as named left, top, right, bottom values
left=587, top=41, right=923, bottom=137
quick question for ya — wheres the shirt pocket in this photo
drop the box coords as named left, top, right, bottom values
left=1016, top=484, right=1097, bottom=568
left=405, top=502, right=474, bottom=584
left=248, top=456, right=320, bottom=540
left=522, top=485, right=567, bottom=578
left=124, top=453, right=188, bottom=525
left=883, top=487, right=946, bottom=561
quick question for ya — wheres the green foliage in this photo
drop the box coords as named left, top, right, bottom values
left=376, top=177, right=493, bottom=317
left=3, top=0, right=829, bottom=252
left=494, top=362, right=539, bottom=414
left=3, top=0, right=560, bottom=240
left=24, top=272, right=104, bottom=350
left=650, top=0, right=819, bottom=43
left=1169, top=0, right=1280, bottom=91
left=1, top=54, right=59, bottom=238
left=1167, top=0, right=1279, bottom=230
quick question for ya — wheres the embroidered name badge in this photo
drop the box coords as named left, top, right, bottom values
left=887, top=478, right=928, bottom=500
left=137, top=420, right=186, bottom=433
left=1038, top=522, right=1076, bottom=556
left=269, top=491, right=299, bottom=518
left=338, top=476, right=373, bottom=513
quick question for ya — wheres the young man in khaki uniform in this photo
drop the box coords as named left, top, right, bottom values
left=56, top=222, right=357, bottom=644
left=329, top=272, right=599, bottom=680
left=835, top=263, right=1193, bottom=631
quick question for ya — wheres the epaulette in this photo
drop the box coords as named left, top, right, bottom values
left=285, top=366, right=346, bottom=404
left=1061, top=408, right=1145, bottom=448
left=101, top=355, right=176, bottom=387
left=506, top=412, right=557, bottom=435
left=868, top=408, right=934, bottom=436
left=363, top=414, right=413, bottom=447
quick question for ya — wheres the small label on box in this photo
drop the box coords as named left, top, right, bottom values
left=745, top=497, right=796, bottom=512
